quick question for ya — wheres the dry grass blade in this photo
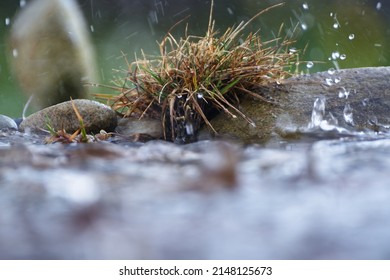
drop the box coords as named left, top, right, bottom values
left=101, top=0, right=298, bottom=143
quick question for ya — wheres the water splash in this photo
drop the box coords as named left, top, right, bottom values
left=306, top=61, right=314, bottom=69
left=338, top=87, right=350, bottom=99
left=348, top=34, right=355, bottom=40
left=308, top=97, right=326, bottom=129
left=343, top=103, right=354, bottom=125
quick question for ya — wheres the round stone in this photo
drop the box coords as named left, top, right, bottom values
left=19, top=99, right=117, bottom=134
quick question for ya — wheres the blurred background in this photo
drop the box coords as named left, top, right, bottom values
left=1, top=0, right=389, bottom=117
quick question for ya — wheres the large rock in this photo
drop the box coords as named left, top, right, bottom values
left=19, top=99, right=117, bottom=134
left=206, top=67, right=390, bottom=143
left=8, top=0, right=97, bottom=109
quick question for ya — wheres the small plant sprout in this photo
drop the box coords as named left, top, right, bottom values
left=101, top=0, right=298, bottom=142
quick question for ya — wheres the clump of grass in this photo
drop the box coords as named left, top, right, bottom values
left=101, top=1, right=298, bottom=142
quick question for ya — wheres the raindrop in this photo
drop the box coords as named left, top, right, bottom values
left=308, top=96, right=326, bottom=129
left=197, top=92, right=204, bottom=99
left=20, top=0, right=26, bottom=7
left=328, top=68, right=336, bottom=75
left=325, top=78, right=334, bottom=86
left=331, top=51, right=340, bottom=60
left=227, top=7, right=233, bottom=15
left=348, top=34, right=355, bottom=40
left=177, top=94, right=183, bottom=99
left=374, top=43, right=382, bottom=47
left=343, top=103, right=354, bottom=125
left=12, top=49, right=18, bottom=57
left=185, top=123, right=194, bottom=135
left=340, top=54, right=346, bottom=60
left=302, top=3, right=309, bottom=10
left=5, top=18, right=10, bottom=26
left=338, top=87, right=350, bottom=99
left=301, top=22, right=308, bottom=31
left=333, top=23, right=339, bottom=29
left=376, top=2, right=382, bottom=10
left=306, top=61, right=314, bottom=68
left=90, top=25, right=94, bottom=32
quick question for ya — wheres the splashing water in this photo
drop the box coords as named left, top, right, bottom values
left=308, top=97, right=325, bottom=129
left=343, top=103, right=354, bottom=125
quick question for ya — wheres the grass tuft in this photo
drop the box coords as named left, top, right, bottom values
left=98, top=1, right=298, bottom=143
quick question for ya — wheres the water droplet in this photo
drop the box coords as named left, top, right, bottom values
left=185, top=123, right=194, bottom=135
left=90, top=25, right=94, bottom=32
left=197, top=92, right=204, bottom=99
left=331, top=51, right=340, bottom=60
left=5, top=18, right=10, bottom=26
left=301, top=22, right=308, bottom=30
left=338, top=87, right=350, bottom=99
left=343, top=103, right=354, bottom=125
left=330, top=12, right=334, bottom=17
left=227, top=7, right=233, bottom=15
left=177, top=94, right=183, bottom=99
left=376, top=2, right=382, bottom=10
left=374, top=43, right=382, bottom=47
left=302, top=3, right=309, bottom=10
left=325, top=78, right=334, bottom=86
left=340, top=54, right=346, bottom=60
left=362, top=98, right=370, bottom=106
left=328, top=68, right=336, bottom=75
left=12, top=49, right=18, bottom=57
left=289, top=47, right=297, bottom=54
left=348, top=33, right=355, bottom=40
left=333, top=23, right=339, bottom=29
left=20, top=0, right=26, bottom=7
left=308, top=96, right=326, bottom=129
left=306, top=61, right=314, bottom=68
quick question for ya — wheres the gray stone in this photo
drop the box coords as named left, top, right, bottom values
left=8, top=0, right=97, bottom=110
left=0, top=115, right=18, bottom=130
left=19, top=99, right=117, bottom=134
left=116, top=118, right=163, bottom=138
left=206, top=67, right=390, bottom=143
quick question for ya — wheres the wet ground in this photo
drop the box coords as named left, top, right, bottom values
left=1, top=129, right=390, bottom=259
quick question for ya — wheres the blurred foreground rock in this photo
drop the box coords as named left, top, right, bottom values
left=207, top=67, right=390, bottom=143
left=8, top=0, right=97, bottom=109
left=19, top=99, right=117, bottom=134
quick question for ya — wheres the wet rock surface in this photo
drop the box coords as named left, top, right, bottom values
left=208, top=67, right=390, bottom=143
left=19, top=99, right=117, bottom=134
left=0, top=115, right=18, bottom=130
left=1, top=131, right=390, bottom=259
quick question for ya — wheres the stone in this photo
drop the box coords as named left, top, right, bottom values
left=115, top=118, right=163, bottom=138
left=205, top=67, right=390, bottom=143
left=0, top=115, right=18, bottom=130
left=19, top=99, right=117, bottom=134
left=8, top=0, right=97, bottom=110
